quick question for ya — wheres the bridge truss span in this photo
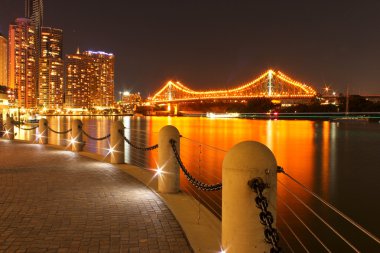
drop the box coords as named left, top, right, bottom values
left=151, top=69, right=317, bottom=103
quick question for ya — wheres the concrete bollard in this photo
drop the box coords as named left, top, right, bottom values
left=38, top=118, right=48, bottom=144
left=5, top=116, right=14, bottom=140
left=71, top=119, right=83, bottom=152
left=158, top=125, right=180, bottom=193
left=110, top=121, right=125, bottom=164
left=222, top=141, right=277, bottom=253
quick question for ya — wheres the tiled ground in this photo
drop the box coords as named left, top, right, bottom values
left=0, top=140, right=192, bottom=253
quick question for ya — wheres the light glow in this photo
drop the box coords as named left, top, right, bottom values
left=151, top=69, right=317, bottom=102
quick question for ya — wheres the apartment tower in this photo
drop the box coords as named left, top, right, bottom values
left=65, top=50, right=115, bottom=108
left=0, top=34, right=7, bottom=87
left=25, top=0, right=43, bottom=95
left=8, top=18, right=37, bottom=108
left=38, top=27, right=64, bottom=108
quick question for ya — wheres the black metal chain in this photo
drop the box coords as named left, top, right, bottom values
left=81, top=129, right=111, bottom=141
left=15, top=125, right=39, bottom=131
left=118, top=129, right=158, bottom=151
left=170, top=139, right=222, bottom=191
left=248, top=177, right=281, bottom=253
left=47, top=126, right=72, bottom=134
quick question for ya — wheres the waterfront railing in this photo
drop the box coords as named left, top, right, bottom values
left=2, top=116, right=380, bottom=252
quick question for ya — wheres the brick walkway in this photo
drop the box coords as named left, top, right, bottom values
left=0, top=140, right=192, bottom=253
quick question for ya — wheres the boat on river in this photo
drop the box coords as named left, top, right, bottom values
left=206, top=112, right=240, bottom=118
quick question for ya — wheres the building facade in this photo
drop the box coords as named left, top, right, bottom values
left=38, top=27, right=64, bottom=108
left=8, top=18, right=37, bottom=108
left=65, top=50, right=114, bottom=108
left=0, top=34, right=7, bottom=87
left=25, top=0, right=43, bottom=94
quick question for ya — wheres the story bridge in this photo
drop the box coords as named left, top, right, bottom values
left=150, top=69, right=317, bottom=105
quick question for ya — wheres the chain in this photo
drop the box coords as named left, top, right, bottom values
left=81, top=129, right=111, bottom=141
left=15, top=125, right=39, bottom=131
left=169, top=139, right=222, bottom=191
left=248, top=177, right=281, bottom=252
left=47, top=126, right=72, bottom=134
left=118, top=129, right=158, bottom=151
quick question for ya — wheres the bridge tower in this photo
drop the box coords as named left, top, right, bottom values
left=268, top=70, right=273, bottom=96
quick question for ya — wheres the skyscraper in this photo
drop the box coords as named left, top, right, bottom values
left=0, top=34, right=7, bottom=87
left=25, top=0, right=43, bottom=95
left=8, top=18, right=37, bottom=108
left=38, top=27, right=64, bottom=108
left=65, top=50, right=115, bottom=108
left=25, top=0, right=43, bottom=27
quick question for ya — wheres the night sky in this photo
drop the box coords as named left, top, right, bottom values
left=1, top=0, right=380, bottom=96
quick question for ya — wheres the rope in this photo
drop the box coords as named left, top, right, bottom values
left=278, top=180, right=357, bottom=252
left=81, top=129, right=110, bottom=141
left=170, top=139, right=222, bottom=191
left=278, top=166, right=380, bottom=245
left=278, top=197, right=331, bottom=252
left=47, top=126, right=72, bottom=134
left=277, top=228, right=295, bottom=253
left=278, top=215, right=310, bottom=253
left=181, top=136, right=227, bottom=153
left=118, top=130, right=158, bottom=151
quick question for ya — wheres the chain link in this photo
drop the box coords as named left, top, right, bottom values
left=248, top=177, right=281, bottom=252
left=169, top=139, right=222, bottom=191
left=47, top=126, right=72, bottom=134
left=81, top=129, right=110, bottom=141
left=118, top=129, right=158, bottom=151
left=15, top=125, right=39, bottom=131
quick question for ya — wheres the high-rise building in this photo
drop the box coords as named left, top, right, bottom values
left=25, top=0, right=43, bottom=27
left=8, top=18, right=37, bottom=108
left=25, top=0, right=43, bottom=94
left=0, top=34, right=7, bottom=87
left=41, top=27, right=62, bottom=58
left=65, top=50, right=115, bottom=108
left=38, top=27, right=64, bottom=108
left=39, top=58, right=64, bottom=108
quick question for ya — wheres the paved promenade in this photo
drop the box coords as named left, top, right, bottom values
left=0, top=139, right=192, bottom=253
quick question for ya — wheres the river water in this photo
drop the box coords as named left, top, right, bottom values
left=15, top=116, right=380, bottom=251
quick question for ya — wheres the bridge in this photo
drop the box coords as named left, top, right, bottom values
left=150, top=69, right=317, bottom=104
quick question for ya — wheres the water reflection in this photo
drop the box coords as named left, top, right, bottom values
left=15, top=116, right=380, bottom=248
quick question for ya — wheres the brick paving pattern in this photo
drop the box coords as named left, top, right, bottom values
left=0, top=140, right=193, bottom=253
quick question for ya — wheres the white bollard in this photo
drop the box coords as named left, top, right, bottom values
left=158, top=125, right=180, bottom=193
left=222, top=141, right=277, bottom=253
left=5, top=116, right=14, bottom=140
left=71, top=119, right=83, bottom=152
left=110, top=121, right=125, bottom=164
left=38, top=118, right=48, bottom=144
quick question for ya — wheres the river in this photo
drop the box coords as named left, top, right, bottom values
left=15, top=116, right=380, bottom=251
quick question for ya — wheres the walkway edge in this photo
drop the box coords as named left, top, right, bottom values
left=13, top=140, right=222, bottom=253
left=115, top=164, right=222, bottom=253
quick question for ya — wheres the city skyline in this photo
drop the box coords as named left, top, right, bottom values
left=1, top=1, right=380, bottom=96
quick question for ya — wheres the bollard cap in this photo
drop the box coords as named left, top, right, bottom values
left=223, top=141, right=277, bottom=172
left=159, top=125, right=180, bottom=139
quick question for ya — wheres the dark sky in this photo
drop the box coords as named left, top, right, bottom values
left=1, top=0, right=380, bottom=96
